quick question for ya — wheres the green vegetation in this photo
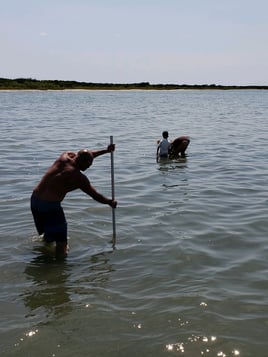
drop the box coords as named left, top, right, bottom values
left=0, top=78, right=267, bottom=90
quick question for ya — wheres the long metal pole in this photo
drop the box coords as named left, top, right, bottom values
left=110, top=135, right=116, bottom=246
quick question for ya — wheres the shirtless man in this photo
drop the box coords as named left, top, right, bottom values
left=169, top=136, right=190, bottom=158
left=31, top=144, right=117, bottom=256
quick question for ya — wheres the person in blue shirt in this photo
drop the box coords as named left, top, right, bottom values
left=156, top=131, right=171, bottom=160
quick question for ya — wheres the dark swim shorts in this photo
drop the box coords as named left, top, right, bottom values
left=31, top=195, right=67, bottom=242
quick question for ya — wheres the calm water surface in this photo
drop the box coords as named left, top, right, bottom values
left=0, top=90, right=268, bottom=356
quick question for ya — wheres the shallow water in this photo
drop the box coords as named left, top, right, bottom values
left=0, top=89, right=268, bottom=356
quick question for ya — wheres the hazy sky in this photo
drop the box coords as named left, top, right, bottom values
left=1, top=0, right=267, bottom=85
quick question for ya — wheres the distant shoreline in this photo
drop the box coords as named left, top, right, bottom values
left=0, top=78, right=267, bottom=90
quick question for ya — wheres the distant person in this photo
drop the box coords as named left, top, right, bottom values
left=156, top=131, right=190, bottom=161
left=31, top=144, right=117, bottom=257
left=156, top=131, right=171, bottom=160
left=169, top=136, right=190, bottom=158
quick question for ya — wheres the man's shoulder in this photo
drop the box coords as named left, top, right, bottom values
left=59, top=151, right=76, bottom=160
left=56, top=152, right=77, bottom=167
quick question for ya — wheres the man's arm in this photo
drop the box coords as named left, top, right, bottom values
left=156, top=144, right=160, bottom=162
left=79, top=174, right=117, bottom=208
left=91, top=144, right=115, bottom=159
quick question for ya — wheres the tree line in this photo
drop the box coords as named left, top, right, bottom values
left=0, top=78, right=267, bottom=90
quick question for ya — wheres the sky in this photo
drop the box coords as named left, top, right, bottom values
left=1, top=0, right=268, bottom=85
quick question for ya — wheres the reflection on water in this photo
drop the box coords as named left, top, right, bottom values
left=23, top=248, right=114, bottom=321
left=157, top=157, right=188, bottom=171
left=23, top=252, right=72, bottom=321
left=165, top=335, right=240, bottom=356
left=11, top=248, right=115, bottom=355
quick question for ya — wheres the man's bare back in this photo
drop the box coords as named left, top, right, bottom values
left=33, top=151, right=90, bottom=202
